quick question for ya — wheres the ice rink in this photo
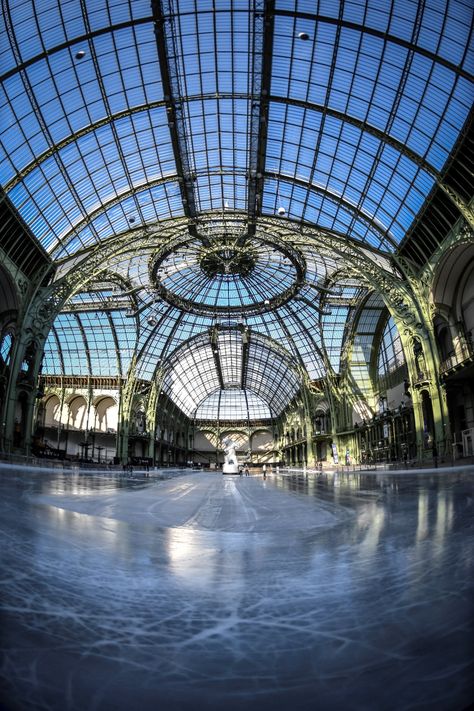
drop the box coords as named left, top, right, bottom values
left=1, top=465, right=473, bottom=710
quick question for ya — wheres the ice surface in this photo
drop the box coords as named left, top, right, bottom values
left=1, top=466, right=473, bottom=710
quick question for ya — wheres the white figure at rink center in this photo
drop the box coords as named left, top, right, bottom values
left=222, top=437, right=239, bottom=474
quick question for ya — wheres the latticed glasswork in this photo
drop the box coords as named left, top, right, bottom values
left=196, top=390, right=272, bottom=421
left=159, top=329, right=300, bottom=417
left=377, top=315, right=406, bottom=376
left=2, top=0, right=472, bottom=423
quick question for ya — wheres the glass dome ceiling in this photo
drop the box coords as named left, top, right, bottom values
left=152, top=236, right=303, bottom=314
left=196, top=390, right=272, bottom=422
left=1, top=0, right=473, bottom=421
left=161, top=328, right=301, bottom=417
left=148, top=217, right=308, bottom=315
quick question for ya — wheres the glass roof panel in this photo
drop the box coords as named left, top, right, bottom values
left=79, top=312, right=120, bottom=376
left=268, top=7, right=472, bottom=248
left=261, top=176, right=386, bottom=249
left=348, top=293, right=399, bottom=409
left=0, top=11, right=15, bottom=77
left=2, top=0, right=472, bottom=257
left=42, top=308, right=138, bottom=377
left=51, top=182, right=184, bottom=258
left=278, top=300, right=325, bottom=379
left=108, top=310, right=138, bottom=375
left=42, top=327, right=63, bottom=374
left=322, top=304, right=348, bottom=373
left=320, top=281, right=363, bottom=373
left=7, top=106, right=174, bottom=251
left=164, top=343, right=220, bottom=417
left=1, top=22, right=163, bottom=163
left=167, top=4, right=252, bottom=213
left=350, top=331, right=374, bottom=416
left=218, top=331, right=241, bottom=386
left=161, top=329, right=301, bottom=417
left=43, top=313, right=89, bottom=376
left=154, top=235, right=299, bottom=311
left=277, top=0, right=473, bottom=74
left=175, top=3, right=251, bottom=96
left=2, top=0, right=473, bottom=423
left=0, top=17, right=170, bottom=254
left=245, top=340, right=299, bottom=412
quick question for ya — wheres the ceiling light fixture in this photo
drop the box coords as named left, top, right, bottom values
left=275, top=179, right=286, bottom=216
left=298, top=32, right=310, bottom=41
left=75, top=50, right=86, bottom=59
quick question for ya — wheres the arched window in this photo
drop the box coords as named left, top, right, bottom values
left=0, top=332, right=13, bottom=365
left=433, top=316, right=454, bottom=362
left=44, top=395, right=61, bottom=427
left=94, top=397, right=118, bottom=433
left=68, top=397, right=88, bottom=430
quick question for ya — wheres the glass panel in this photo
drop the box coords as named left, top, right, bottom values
left=196, top=389, right=272, bottom=421
left=377, top=315, right=406, bottom=376
left=0, top=332, right=13, bottom=365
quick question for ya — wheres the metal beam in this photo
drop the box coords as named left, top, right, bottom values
left=240, top=326, right=250, bottom=389
left=151, top=0, right=199, bottom=239
left=245, top=1, right=275, bottom=244
left=62, top=299, right=132, bottom=313
left=210, top=327, right=225, bottom=389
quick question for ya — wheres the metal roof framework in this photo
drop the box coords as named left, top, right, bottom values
left=1, top=0, right=473, bottom=418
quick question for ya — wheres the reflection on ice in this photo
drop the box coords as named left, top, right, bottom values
left=417, top=488, right=429, bottom=542
left=0, top=464, right=473, bottom=711
left=434, top=489, right=454, bottom=548
left=357, top=504, right=386, bottom=556
left=165, top=527, right=217, bottom=586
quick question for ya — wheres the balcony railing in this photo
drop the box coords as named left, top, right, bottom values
left=440, top=343, right=474, bottom=374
